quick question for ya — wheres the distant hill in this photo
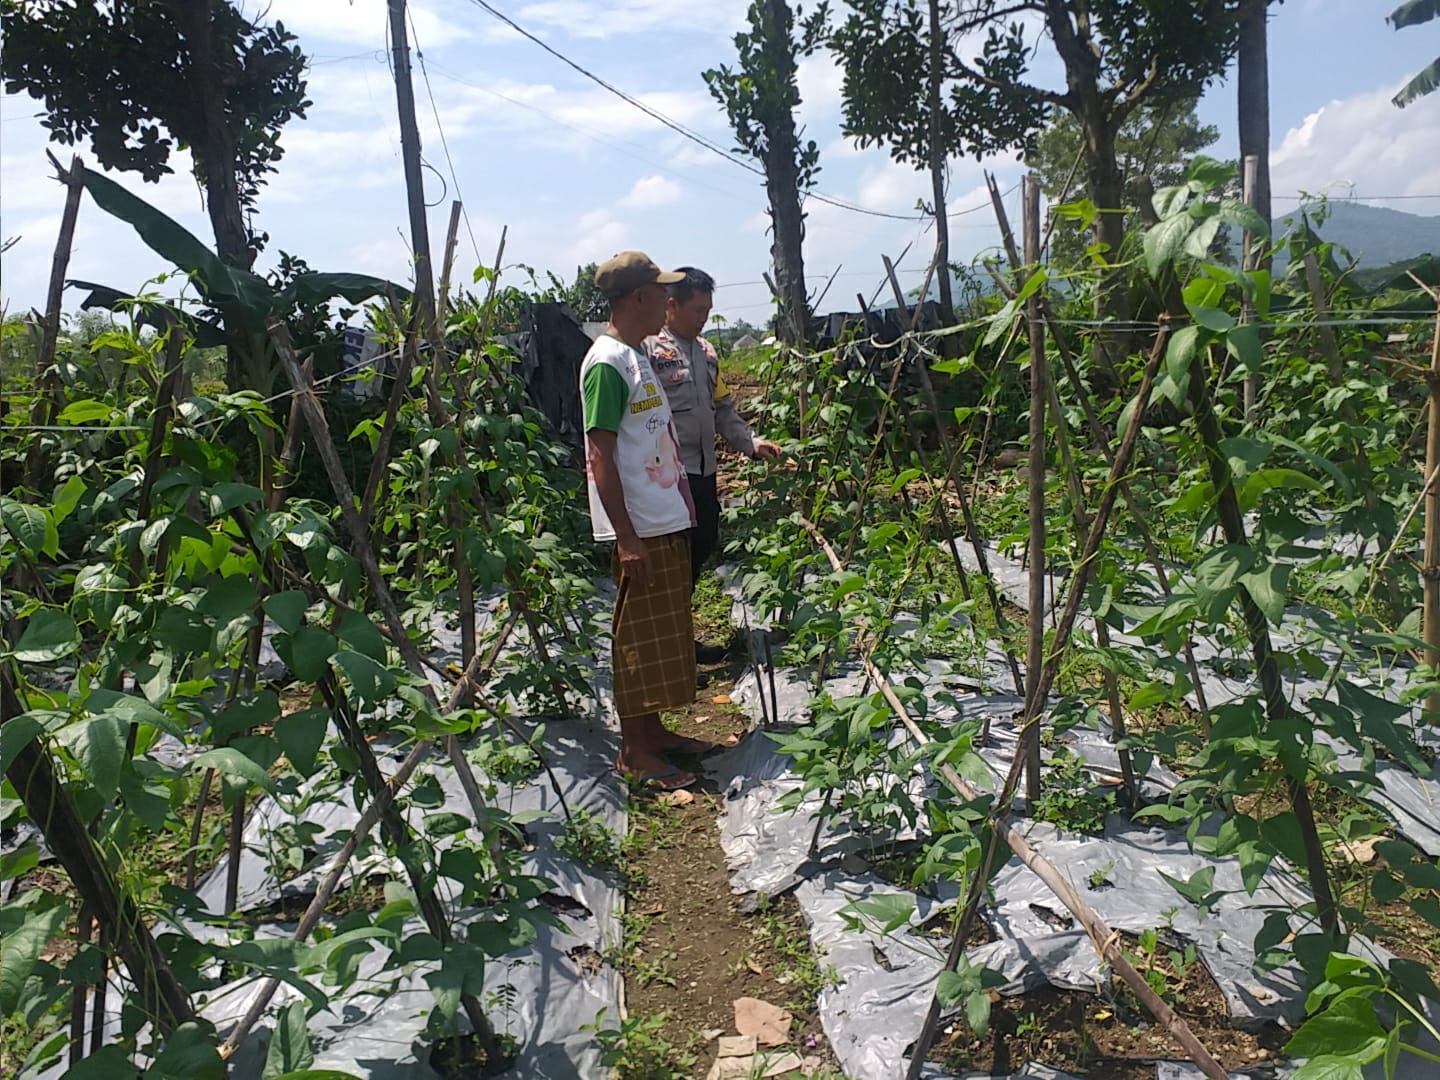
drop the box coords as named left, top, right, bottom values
left=1274, top=201, right=1440, bottom=268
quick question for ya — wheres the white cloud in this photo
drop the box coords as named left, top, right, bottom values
left=618, top=174, right=682, bottom=208
left=1271, top=81, right=1440, bottom=201
left=259, top=0, right=476, bottom=49
left=511, top=0, right=750, bottom=40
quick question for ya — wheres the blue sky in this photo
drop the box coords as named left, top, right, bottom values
left=3, top=0, right=1439, bottom=332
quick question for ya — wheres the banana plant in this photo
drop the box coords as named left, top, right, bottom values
left=68, top=167, right=407, bottom=395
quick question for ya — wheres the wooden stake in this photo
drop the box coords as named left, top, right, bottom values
left=437, top=199, right=463, bottom=326
left=24, top=153, right=86, bottom=487
left=799, top=520, right=1227, bottom=1080
left=1241, top=154, right=1260, bottom=422
left=2, top=675, right=194, bottom=1035
left=1424, top=303, right=1440, bottom=724
left=387, top=0, right=436, bottom=333
left=1022, top=174, right=1046, bottom=802
left=217, top=616, right=520, bottom=1060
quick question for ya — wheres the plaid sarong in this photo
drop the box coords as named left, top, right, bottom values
left=610, top=532, right=695, bottom=717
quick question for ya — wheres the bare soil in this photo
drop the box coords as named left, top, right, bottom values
left=932, top=937, right=1288, bottom=1078
left=620, top=665, right=840, bottom=1077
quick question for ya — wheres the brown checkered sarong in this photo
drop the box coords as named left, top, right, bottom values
left=610, top=532, right=695, bottom=717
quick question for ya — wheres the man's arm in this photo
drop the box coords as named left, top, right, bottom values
left=713, top=368, right=780, bottom=459
left=587, top=428, right=653, bottom=586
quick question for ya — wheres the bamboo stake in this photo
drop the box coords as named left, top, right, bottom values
left=1423, top=303, right=1440, bottom=724
left=1043, top=346, right=1139, bottom=801
left=799, top=519, right=1226, bottom=1080
left=437, top=199, right=462, bottom=327
left=1041, top=309, right=1213, bottom=731
left=23, top=153, right=85, bottom=488
left=1022, top=175, right=1046, bottom=801
left=268, top=320, right=503, bottom=1050
left=69, top=903, right=93, bottom=1065
left=217, top=615, right=520, bottom=1060
left=1186, top=344, right=1340, bottom=934
left=1, top=675, right=194, bottom=1035
left=902, top=320, right=1174, bottom=1074
left=1242, top=154, right=1260, bottom=422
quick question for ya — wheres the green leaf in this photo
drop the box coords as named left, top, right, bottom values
left=1288, top=1058, right=1364, bottom=1080
left=275, top=707, right=329, bottom=777
left=82, top=169, right=272, bottom=315
left=1225, top=323, right=1263, bottom=373
left=1151, top=184, right=1191, bottom=220
left=0, top=899, right=66, bottom=1014
left=336, top=609, right=387, bottom=664
left=12, top=610, right=81, bottom=662
left=1, top=713, right=47, bottom=774
left=1, top=497, right=56, bottom=557
left=964, top=987, right=991, bottom=1039
left=1237, top=841, right=1273, bottom=894
left=56, top=399, right=117, bottom=424
left=1145, top=214, right=1194, bottom=278
left=1165, top=325, right=1200, bottom=384
left=1216, top=197, right=1268, bottom=237
left=1286, top=994, right=1386, bottom=1063
left=262, top=1001, right=314, bottom=1080
left=331, top=650, right=395, bottom=706
left=198, top=575, right=259, bottom=622
left=1187, top=304, right=1234, bottom=332
left=57, top=1044, right=135, bottom=1079
left=277, top=626, right=337, bottom=682
left=206, top=482, right=264, bottom=519
left=146, top=1020, right=225, bottom=1080
left=53, top=713, right=127, bottom=801
left=1185, top=156, right=1236, bottom=191
left=192, top=747, right=276, bottom=794
left=1239, top=560, right=1289, bottom=623
left=51, top=475, right=87, bottom=524
left=264, top=591, right=309, bottom=634
left=1183, top=216, right=1222, bottom=260
left=214, top=690, right=281, bottom=742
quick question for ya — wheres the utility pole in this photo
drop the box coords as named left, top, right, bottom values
left=387, top=0, right=436, bottom=333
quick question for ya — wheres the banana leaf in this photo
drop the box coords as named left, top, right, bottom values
left=80, top=171, right=408, bottom=319
left=81, top=169, right=273, bottom=317
left=68, top=280, right=228, bottom=348
left=1390, top=0, right=1440, bottom=30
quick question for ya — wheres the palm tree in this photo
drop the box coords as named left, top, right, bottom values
left=1391, top=0, right=1440, bottom=107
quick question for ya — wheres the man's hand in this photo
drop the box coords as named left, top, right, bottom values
left=753, top=438, right=782, bottom=460
left=616, top=532, right=654, bottom=588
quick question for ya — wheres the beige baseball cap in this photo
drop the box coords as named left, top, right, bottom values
left=594, top=250, right=685, bottom=300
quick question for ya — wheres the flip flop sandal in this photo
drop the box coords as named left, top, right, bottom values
left=617, top=764, right=696, bottom=791
left=663, top=735, right=720, bottom=758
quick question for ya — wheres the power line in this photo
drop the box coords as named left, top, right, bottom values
left=408, top=11, right=483, bottom=265
left=460, top=0, right=951, bottom=222
left=423, top=60, right=761, bottom=208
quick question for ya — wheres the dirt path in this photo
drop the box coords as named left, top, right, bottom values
left=612, top=662, right=841, bottom=1079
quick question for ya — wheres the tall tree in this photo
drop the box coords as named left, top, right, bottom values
left=1237, top=0, right=1272, bottom=270
left=704, top=0, right=825, bottom=346
left=1389, top=0, right=1440, bottom=107
left=3, top=0, right=309, bottom=387
left=835, top=1, right=1241, bottom=368
left=830, top=1, right=1042, bottom=323
left=1028, top=97, right=1220, bottom=264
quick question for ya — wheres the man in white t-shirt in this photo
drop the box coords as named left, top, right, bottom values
left=581, top=251, right=710, bottom=791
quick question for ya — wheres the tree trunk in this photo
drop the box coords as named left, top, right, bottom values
left=1081, top=102, right=1129, bottom=379
left=163, top=0, right=258, bottom=392
left=1237, top=0, right=1272, bottom=271
left=762, top=0, right=809, bottom=347
left=928, top=0, right=954, bottom=324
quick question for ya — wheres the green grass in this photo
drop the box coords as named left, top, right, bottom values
left=693, top=571, right=736, bottom=647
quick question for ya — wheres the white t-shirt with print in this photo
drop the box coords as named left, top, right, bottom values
left=580, top=333, right=695, bottom=542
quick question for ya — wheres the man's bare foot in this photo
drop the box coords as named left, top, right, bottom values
left=615, top=752, right=696, bottom=790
